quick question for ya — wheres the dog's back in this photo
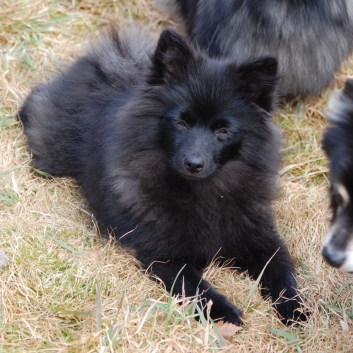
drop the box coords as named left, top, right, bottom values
left=171, top=0, right=353, bottom=98
left=19, top=27, right=155, bottom=177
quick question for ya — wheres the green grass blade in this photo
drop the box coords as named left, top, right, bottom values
left=46, top=234, right=77, bottom=254
left=270, top=328, right=301, bottom=343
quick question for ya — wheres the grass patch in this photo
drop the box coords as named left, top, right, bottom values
left=1, top=0, right=353, bottom=352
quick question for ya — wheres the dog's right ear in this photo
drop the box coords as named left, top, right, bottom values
left=149, top=29, right=194, bottom=84
left=326, top=79, right=353, bottom=125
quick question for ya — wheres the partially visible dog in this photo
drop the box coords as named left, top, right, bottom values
left=19, top=26, right=306, bottom=325
left=164, top=0, right=353, bottom=98
left=322, top=79, right=353, bottom=272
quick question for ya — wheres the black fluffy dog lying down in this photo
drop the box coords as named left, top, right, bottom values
left=19, top=26, right=306, bottom=325
left=166, top=0, right=353, bottom=98
left=322, top=79, right=353, bottom=273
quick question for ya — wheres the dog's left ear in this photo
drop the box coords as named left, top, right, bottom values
left=149, top=29, right=194, bottom=84
left=236, top=56, right=278, bottom=113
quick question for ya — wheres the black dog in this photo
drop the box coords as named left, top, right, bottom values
left=322, top=79, right=353, bottom=272
left=19, top=26, right=305, bottom=325
left=166, top=0, right=353, bottom=98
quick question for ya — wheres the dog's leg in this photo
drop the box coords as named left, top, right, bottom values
left=241, top=239, right=306, bottom=325
left=147, top=261, right=242, bottom=325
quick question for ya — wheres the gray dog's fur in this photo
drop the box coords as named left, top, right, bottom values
left=162, top=0, right=353, bottom=98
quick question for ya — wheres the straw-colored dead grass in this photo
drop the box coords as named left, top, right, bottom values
left=1, top=1, right=353, bottom=352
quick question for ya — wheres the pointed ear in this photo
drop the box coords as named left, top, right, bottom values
left=149, top=29, right=194, bottom=84
left=236, top=56, right=278, bottom=113
left=326, top=78, right=353, bottom=124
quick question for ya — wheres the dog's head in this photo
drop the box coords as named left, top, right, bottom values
left=322, top=79, right=353, bottom=272
left=147, top=29, right=279, bottom=180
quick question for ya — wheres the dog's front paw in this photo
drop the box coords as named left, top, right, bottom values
left=274, top=295, right=307, bottom=326
left=207, top=297, right=243, bottom=326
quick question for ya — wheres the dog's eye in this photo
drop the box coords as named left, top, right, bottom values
left=176, top=120, right=188, bottom=129
left=216, top=128, right=229, bottom=136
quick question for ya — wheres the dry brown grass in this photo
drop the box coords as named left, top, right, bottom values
left=1, top=1, right=353, bottom=352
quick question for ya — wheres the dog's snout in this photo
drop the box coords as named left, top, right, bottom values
left=322, top=246, right=346, bottom=268
left=184, top=156, right=205, bottom=174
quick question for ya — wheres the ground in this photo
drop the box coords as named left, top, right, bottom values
left=1, top=1, right=353, bottom=352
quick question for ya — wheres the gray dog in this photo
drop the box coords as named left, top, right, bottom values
left=164, top=0, right=353, bottom=98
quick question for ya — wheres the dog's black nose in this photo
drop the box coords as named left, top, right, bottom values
left=322, top=246, right=346, bottom=268
left=184, top=156, right=205, bottom=174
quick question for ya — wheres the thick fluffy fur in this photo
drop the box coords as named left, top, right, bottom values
left=167, top=0, right=353, bottom=98
left=19, top=27, right=305, bottom=325
left=322, top=79, right=353, bottom=273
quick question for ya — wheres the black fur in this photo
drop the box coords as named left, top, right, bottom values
left=169, top=0, right=353, bottom=98
left=322, top=79, right=353, bottom=272
left=19, top=27, right=305, bottom=325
